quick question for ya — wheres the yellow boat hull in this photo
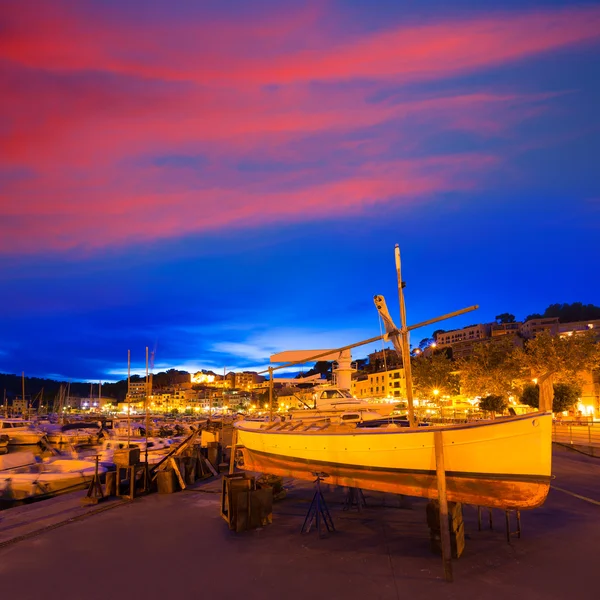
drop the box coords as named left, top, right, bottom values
left=235, top=412, right=552, bottom=510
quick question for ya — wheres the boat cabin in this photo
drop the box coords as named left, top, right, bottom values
left=1, top=419, right=35, bottom=429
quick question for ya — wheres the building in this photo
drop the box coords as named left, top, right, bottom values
left=520, top=317, right=559, bottom=339
left=234, top=371, right=266, bottom=390
left=435, top=324, right=492, bottom=348
left=366, top=348, right=403, bottom=371
left=352, top=368, right=406, bottom=400
left=558, top=320, right=600, bottom=338
left=491, top=322, right=522, bottom=337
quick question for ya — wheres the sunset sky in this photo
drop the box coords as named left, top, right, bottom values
left=1, top=0, right=599, bottom=382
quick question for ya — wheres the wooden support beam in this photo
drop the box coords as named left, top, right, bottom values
left=434, top=430, right=453, bottom=583
left=170, top=457, right=186, bottom=490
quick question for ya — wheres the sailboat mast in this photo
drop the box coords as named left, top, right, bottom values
left=22, top=371, right=28, bottom=419
left=127, top=349, right=131, bottom=447
left=145, top=346, right=149, bottom=464
left=395, top=245, right=416, bottom=428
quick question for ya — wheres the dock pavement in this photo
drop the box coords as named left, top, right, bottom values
left=1, top=445, right=599, bottom=600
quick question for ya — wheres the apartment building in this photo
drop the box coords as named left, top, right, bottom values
left=435, top=324, right=492, bottom=348
left=352, top=368, right=406, bottom=399
left=520, top=317, right=559, bottom=339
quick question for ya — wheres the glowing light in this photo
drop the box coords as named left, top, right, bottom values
left=532, top=378, right=538, bottom=384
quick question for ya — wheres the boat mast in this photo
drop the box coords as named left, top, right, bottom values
left=145, top=346, right=149, bottom=464
left=22, top=371, right=27, bottom=419
left=395, top=245, right=416, bottom=428
left=127, top=349, right=131, bottom=447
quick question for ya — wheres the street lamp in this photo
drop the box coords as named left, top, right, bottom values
left=433, top=389, right=441, bottom=422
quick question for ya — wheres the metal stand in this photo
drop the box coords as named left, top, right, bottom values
left=81, top=455, right=105, bottom=505
left=505, top=510, right=521, bottom=544
left=343, top=487, right=367, bottom=512
left=301, top=472, right=335, bottom=537
left=477, top=506, right=493, bottom=530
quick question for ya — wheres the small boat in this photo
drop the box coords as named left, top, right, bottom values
left=0, top=456, right=106, bottom=502
left=0, top=418, right=48, bottom=445
left=42, top=422, right=103, bottom=445
left=288, top=387, right=398, bottom=421
left=234, top=411, right=552, bottom=510
left=97, top=437, right=172, bottom=466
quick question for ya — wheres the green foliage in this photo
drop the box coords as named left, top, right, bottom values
left=495, top=313, right=516, bottom=324
left=419, top=337, right=434, bottom=350
left=478, top=395, right=508, bottom=414
left=457, top=337, right=522, bottom=398
left=516, top=330, right=600, bottom=383
left=525, top=302, right=600, bottom=323
left=552, top=383, right=581, bottom=413
left=520, top=383, right=581, bottom=413
left=521, top=384, right=539, bottom=408
left=412, top=352, right=459, bottom=398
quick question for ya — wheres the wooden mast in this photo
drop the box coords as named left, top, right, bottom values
left=145, top=346, right=149, bottom=464
left=395, top=245, right=416, bottom=428
left=127, top=349, right=131, bottom=447
left=22, top=371, right=27, bottom=419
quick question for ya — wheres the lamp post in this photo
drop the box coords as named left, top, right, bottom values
left=433, top=389, right=441, bottom=422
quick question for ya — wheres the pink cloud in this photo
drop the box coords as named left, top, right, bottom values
left=1, top=2, right=597, bottom=255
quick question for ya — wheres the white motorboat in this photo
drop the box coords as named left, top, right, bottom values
left=0, top=418, right=48, bottom=445
left=0, top=456, right=106, bottom=502
left=288, top=387, right=398, bottom=421
left=97, top=437, right=172, bottom=466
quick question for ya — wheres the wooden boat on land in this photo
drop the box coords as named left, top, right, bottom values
left=234, top=411, right=552, bottom=510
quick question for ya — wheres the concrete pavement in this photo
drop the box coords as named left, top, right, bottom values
left=1, top=445, right=599, bottom=600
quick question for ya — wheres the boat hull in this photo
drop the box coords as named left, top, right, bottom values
left=235, top=412, right=552, bottom=510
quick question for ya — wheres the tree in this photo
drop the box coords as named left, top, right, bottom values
left=479, top=395, right=508, bottom=415
left=543, top=302, right=600, bottom=323
left=521, top=384, right=539, bottom=408
left=515, top=331, right=600, bottom=411
left=458, top=337, right=522, bottom=399
left=419, top=337, right=434, bottom=350
left=520, top=382, right=581, bottom=413
left=525, top=302, right=600, bottom=323
left=495, top=313, right=516, bottom=324
left=524, top=313, right=543, bottom=321
left=412, top=353, right=459, bottom=398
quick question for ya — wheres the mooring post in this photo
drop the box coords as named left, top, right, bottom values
left=434, top=430, right=453, bottom=583
left=229, top=427, right=238, bottom=475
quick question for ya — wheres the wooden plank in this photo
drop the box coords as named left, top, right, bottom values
left=434, top=430, right=453, bottom=583
left=170, top=457, right=186, bottom=490
left=229, top=428, right=238, bottom=475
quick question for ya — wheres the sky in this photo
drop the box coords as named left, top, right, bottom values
left=1, top=0, right=599, bottom=382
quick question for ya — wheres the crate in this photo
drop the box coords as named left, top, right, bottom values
left=113, top=447, right=140, bottom=466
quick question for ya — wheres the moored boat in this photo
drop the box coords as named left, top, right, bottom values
left=0, top=418, right=48, bottom=445
left=234, top=411, right=552, bottom=510
left=0, top=457, right=107, bottom=502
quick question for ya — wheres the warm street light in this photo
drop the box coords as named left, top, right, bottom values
left=433, top=389, right=440, bottom=397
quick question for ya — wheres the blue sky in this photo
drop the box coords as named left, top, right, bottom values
left=0, top=0, right=599, bottom=381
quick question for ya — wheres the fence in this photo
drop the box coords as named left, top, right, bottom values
left=552, top=422, right=600, bottom=448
